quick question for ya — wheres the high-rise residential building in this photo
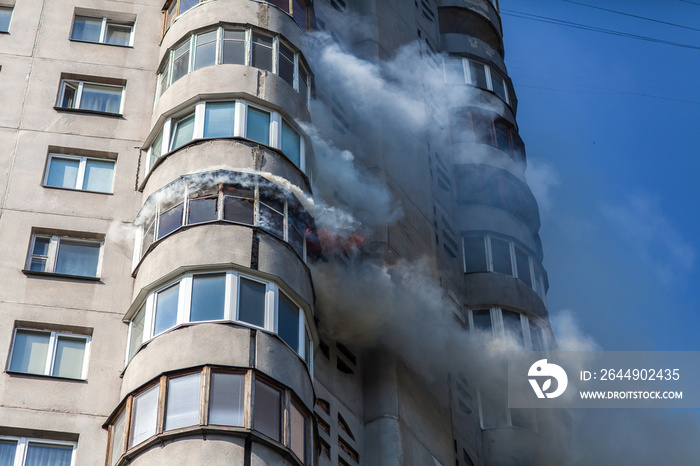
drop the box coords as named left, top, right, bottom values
left=0, top=0, right=554, bottom=465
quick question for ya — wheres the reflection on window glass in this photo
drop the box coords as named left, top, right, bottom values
left=154, top=284, right=179, bottom=335
left=190, top=274, right=226, bottom=321
left=515, top=247, right=532, bottom=286
left=209, top=372, right=245, bottom=426
left=188, top=192, right=218, bottom=224
left=158, top=203, right=184, bottom=238
left=222, top=29, right=246, bottom=65
left=194, top=31, right=217, bottom=70
left=105, top=23, right=132, bottom=46
left=83, top=159, right=114, bottom=192
left=204, top=102, right=235, bottom=138
left=259, top=200, right=284, bottom=238
left=279, top=43, right=295, bottom=86
left=490, top=237, right=512, bottom=275
left=55, top=241, right=100, bottom=277
left=129, top=304, right=146, bottom=360
left=238, top=278, right=266, bottom=328
left=251, top=34, right=273, bottom=72
left=254, top=380, right=281, bottom=441
left=71, top=16, right=102, bottom=42
left=223, top=186, right=255, bottom=224
left=10, top=331, right=50, bottom=374
left=52, top=336, right=86, bottom=379
left=463, top=236, right=487, bottom=272
left=278, top=293, right=299, bottom=351
left=281, top=120, right=301, bottom=166
left=170, top=114, right=195, bottom=150
left=469, top=62, right=488, bottom=88
left=246, top=107, right=270, bottom=144
left=47, top=158, right=79, bottom=189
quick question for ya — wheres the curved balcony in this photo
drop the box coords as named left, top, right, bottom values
left=438, top=5, right=503, bottom=57
left=442, top=57, right=516, bottom=118
left=436, top=0, right=502, bottom=38
left=454, top=204, right=539, bottom=253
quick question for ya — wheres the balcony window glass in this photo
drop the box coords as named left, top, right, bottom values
left=110, top=410, right=126, bottom=466
left=172, top=41, right=191, bottom=83
left=491, top=71, right=508, bottom=102
left=472, top=309, right=492, bottom=333
left=150, top=128, right=165, bottom=167
left=165, top=373, right=201, bottom=430
left=46, top=158, right=79, bottom=189
left=468, top=62, right=488, bottom=89
left=55, top=241, right=100, bottom=277
left=129, top=304, right=146, bottom=360
left=154, top=284, right=179, bottom=335
left=0, top=6, right=12, bottom=32
left=251, top=34, right=273, bottom=72
left=494, top=121, right=511, bottom=154
left=223, top=186, right=255, bottom=224
left=170, top=114, right=195, bottom=150
left=463, top=236, right=487, bottom=272
left=238, top=278, right=266, bottom=328
left=222, top=29, right=246, bottom=65
left=204, top=102, right=235, bottom=138
left=105, top=22, right=132, bottom=46
left=30, top=237, right=50, bottom=271
left=281, top=120, right=301, bottom=166
left=246, top=106, right=270, bottom=144
left=83, top=159, right=115, bottom=192
left=45, top=156, right=114, bottom=193
left=502, top=310, right=524, bottom=346
left=52, top=336, right=86, bottom=379
left=209, top=372, right=245, bottom=426
left=444, top=57, right=465, bottom=84
left=290, top=402, right=306, bottom=461
left=530, top=322, right=545, bottom=352
left=254, top=380, right=281, bottom=441
left=25, top=443, right=73, bottom=466
left=292, top=0, right=307, bottom=28
left=259, top=196, right=284, bottom=238
left=188, top=189, right=218, bottom=224
left=194, top=31, right=217, bottom=70
left=278, top=293, right=299, bottom=351
left=131, top=385, right=159, bottom=446
left=515, top=247, right=532, bottom=286
left=190, top=274, right=226, bottom=321
left=298, top=65, right=309, bottom=102
left=180, top=0, right=199, bottom=15
left=157, top=202, right=184, bottom=238
left=490, top=237, right=512, bottom=275
left=279, top=43, right=295, bottom=86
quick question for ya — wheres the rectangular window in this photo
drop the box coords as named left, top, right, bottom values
left=169, top=113, right=195, bottom=150
left=222, top=186, right=255, bottom=224
left=246, top=106, right=271, bottom=145
left=515, top=246, right=532, bottom=286
left=251, top=33, right=273, bottom=72
left=502, top=310, right=524, bottom=346
left=71, top=15, right=134, bottom=46
left=171, top=40, right=192, bottom=84
left=0, top=6, right=12, bottom=33
left=491, top=71, right=508, bottom=102
left=443, top=57, right=465, bottom=84
left=58, top=79, right=124, bottom=114
left=154, top=283, right=179, bottom=335
left=149, top=127, right=165, bottom=168
left=278, top=42, right=295, bottom=86
left=529, top=321, right=545, bottom=352
left=278, top=293, right=299, bottom=351
left=128, top=304, right=146, bottom=361
left=194, top=30, right=217, bottom=70
left=190, top=273, right=226, bottom=321
left=489, top=237, right=512, bottom=275
left=0, top=439, right=76, bottom=466
left=187, top=188, right=218, bottom=224
left=290, top=402, right=306, bottom=462
left=110, top=410, right=127, bottom=466
left=463, top=236, right=487, bottom=273
left=27, top=235, right=102, bottom=278
left=165, top=373, right=201, bottom=430
left=157, top=201, right=184, bottom=238
left=209, top=372, right=245, bottom=426
left=259, top=196, right=284, bottom=238
left=281, top=119, right=301, bottom=167
left=467, top=61, right=488, bottom=89
left=298, top=64, right=309, bottom=103
left=471, top=309, right=492, bottom=333
left=254, top=379, right=281, bottom=441
left=45, top=154, right=115, bottom=193
left=238, top=277, right=266, bottom=328
left=131, top=385, right=159, bottom=446
left=9, top=329, right=89, bottom=379
left=0, top=440, right=16, bottom=464
left=203, top=101, right=235, bottom=138
left=221, top=29, right=246, bottom=65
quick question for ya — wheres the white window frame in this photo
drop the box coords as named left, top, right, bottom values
left=127, top=271, right=312, bottom=365
left=8, top=328, right=91, bottom=379
left=0, top=437, right=77, bottom=466
left=71, top=15, right=135, bottom=46
left=43, top=154, right=115, bottom=193
left=467, top=307, right=549, bottom=352
left=145, top=99, right=305, bottom=173
left=443, top=58, right=510, bottom=105
left=57, top=79, right=125, bottom=115
left=26, top=234, right=104, bottom=278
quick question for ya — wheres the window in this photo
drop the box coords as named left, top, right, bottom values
left=442, top=57, right=510, bottom=105
left=44, top=154, right=115, bottom=193
left=462, top=234, right=546, bottom=299
left=57, top=79, right=124, bottom=115
left=126, top=270, right=312, bottom=365
left=71, top=15, right=134, bottom=46
left=8, top=329, right=90, bottom=379
left=107, top=369, right=312, bottom=463
left=146, top=101, right=304, bottom=171
left=163, top=0, right=206, bottom=32
left=468, top=308, right=548, bottom=351
left=0, top=438, right=76, bottom=466
left=156, top=27, right=311, bottom=104
left=27, top=234, right=102, bottom=278
left=0, top=6, right=12, bottom=33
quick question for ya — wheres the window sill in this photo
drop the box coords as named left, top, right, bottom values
left=0, top=31, right=9, bottom=35
left=69, top=38, right=133, bottom=48
left=23, top=269, right=101, bottom=282
left=6, top=370, right=87, bottom=382
left=42, top=185, right=114, bottom=195
left=53, top=107, right=123, bottom=118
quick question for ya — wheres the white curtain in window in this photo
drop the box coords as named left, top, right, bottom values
left=209, top=372, right=245, bottom=426
left=80, top=84, right=121, bottom=113
left=165, top=373, right=201, bottom=430
left=131, top=385, right=159, bottom=446
left=10, top=331, right=49, bottom=374
left=52, top=337, right=85, bottom=378
left=25, top=443, right=73, bottom=466
left=0, top=440, right=16, bottom=465
left=83, top=160, right=114, bottom=192
left=55, top=242, right=100, bottom=277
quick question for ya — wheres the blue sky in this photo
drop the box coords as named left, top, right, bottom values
left=501, top=0, right=700, bottom=351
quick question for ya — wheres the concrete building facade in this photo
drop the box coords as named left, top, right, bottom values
left=0, top=0, right=554, bottom=465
